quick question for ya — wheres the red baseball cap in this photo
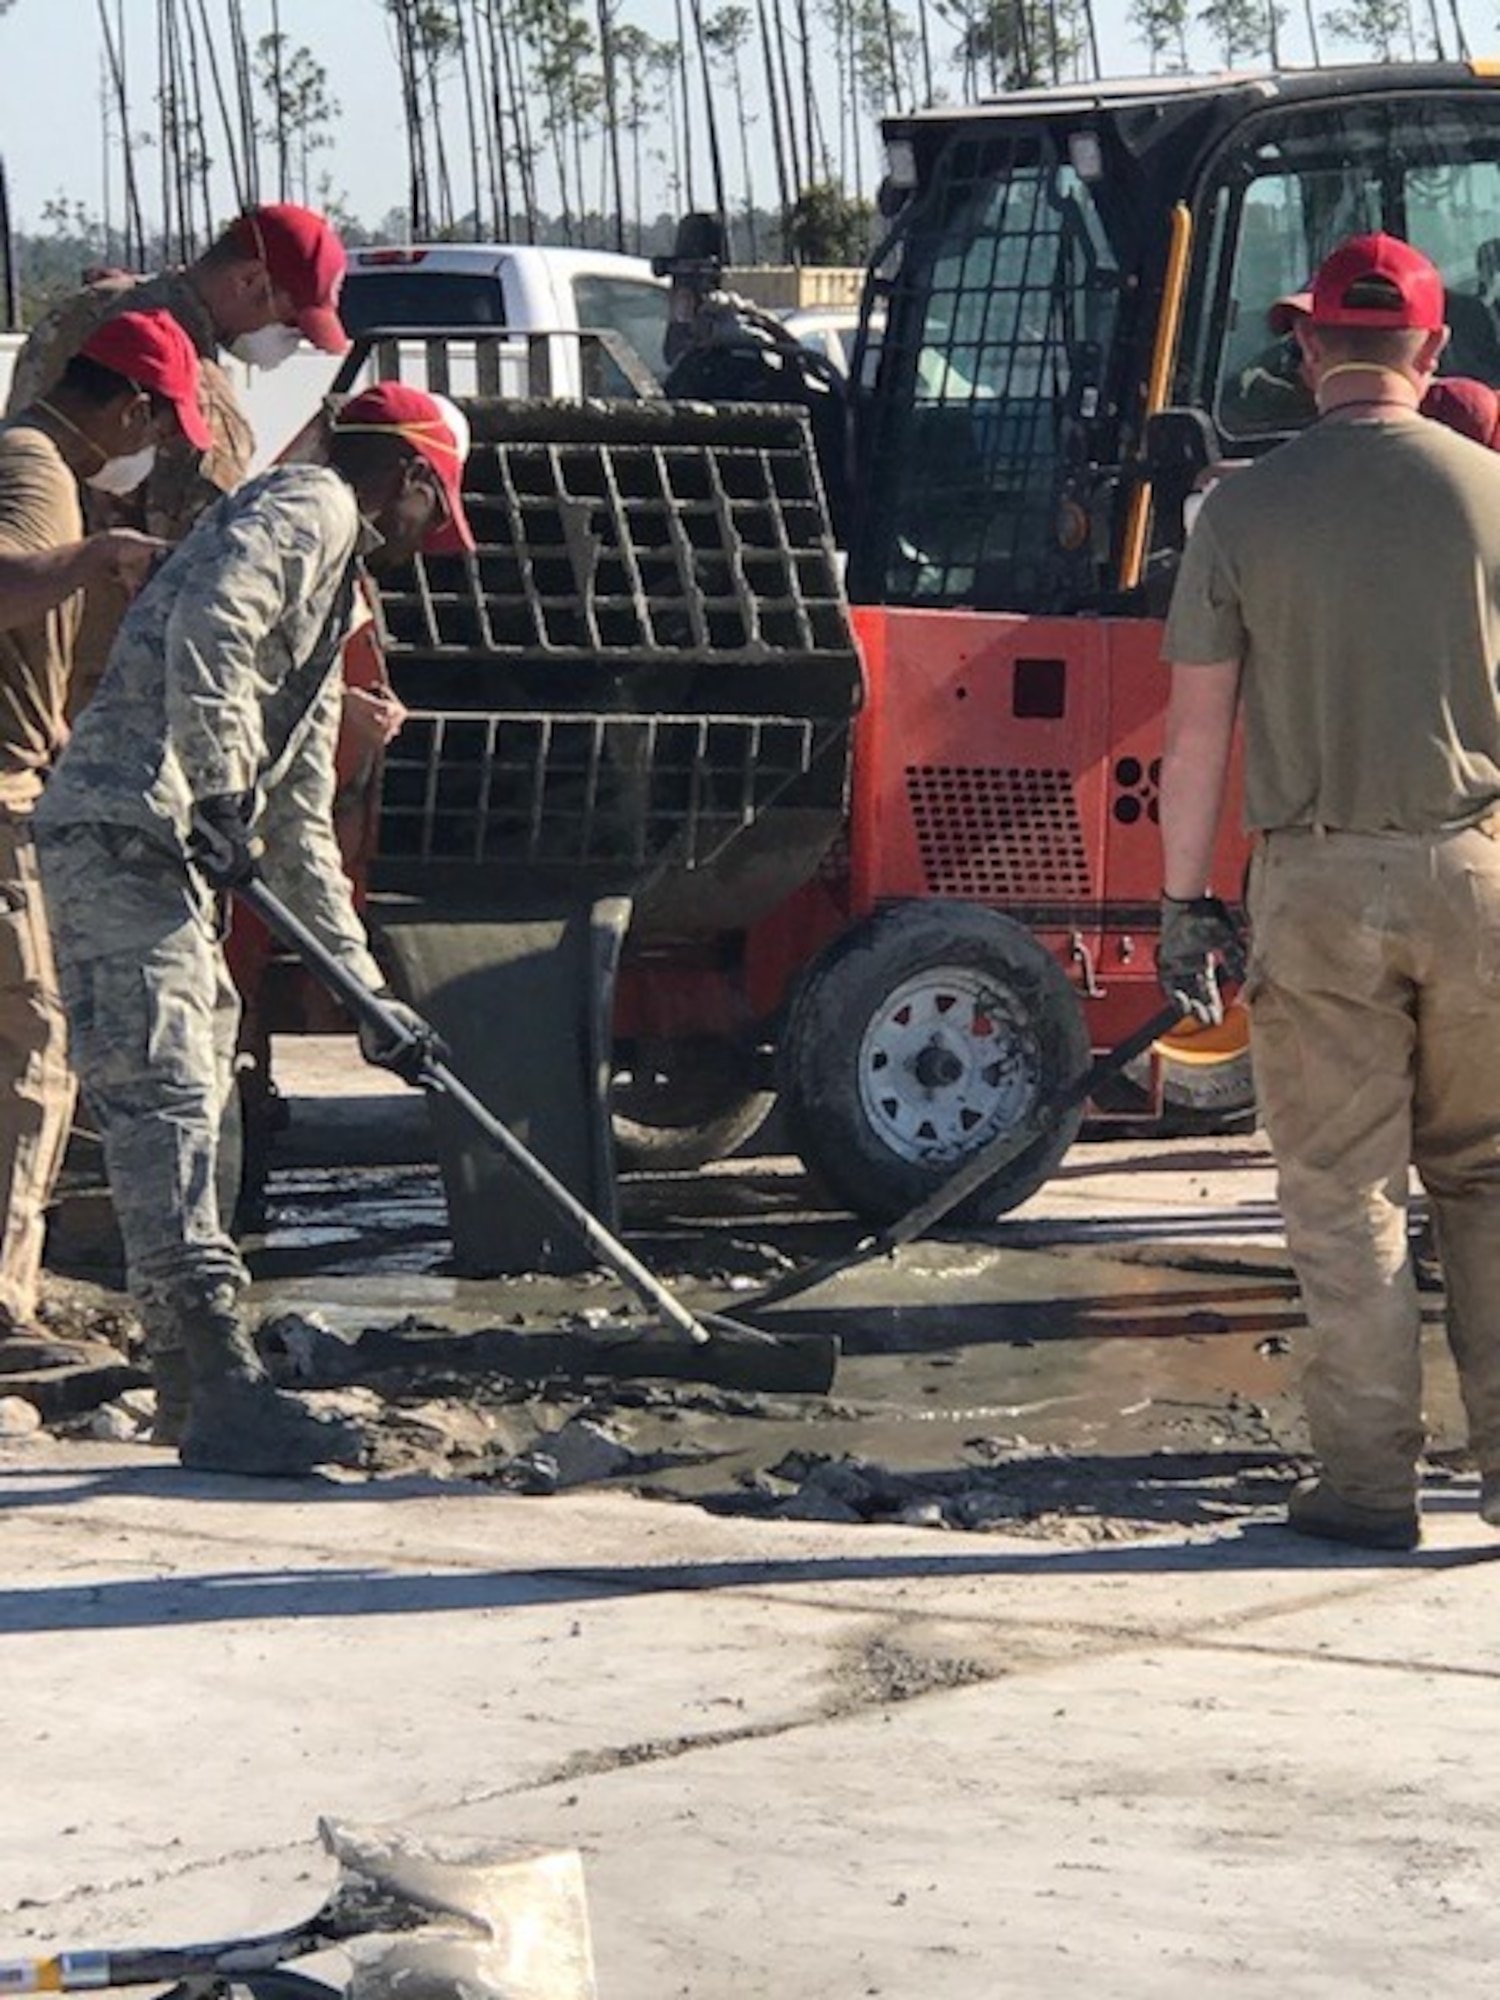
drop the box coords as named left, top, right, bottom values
left=1266, top=288, right=1312, bottom=335
left=232, top=203, right=349, bottom=353
left=1309, top=232, right=1445, bottom=331
left=80, top=307, right=212, bottom=451
left=333, top=382, right=476, bottom=555
left=1420, top=375, right=1500, bottom=448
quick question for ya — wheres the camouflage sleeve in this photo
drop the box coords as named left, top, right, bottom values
left=142, top=356, right=255, bottom=542
left=5, top=280, right=136, bottom=415
left=258, top=673, right=385, bottom=991
left=161, top=477, right=359, bottom=802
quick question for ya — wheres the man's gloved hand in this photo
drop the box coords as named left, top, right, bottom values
left=187, top=792, right=262, bottom=888
left=1157, top=894, right=1247, bottom=1026
left=357, top=989, right=448, bottom=1083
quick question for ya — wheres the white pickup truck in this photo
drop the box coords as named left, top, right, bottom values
left=0, top=243, right=670, bottom=468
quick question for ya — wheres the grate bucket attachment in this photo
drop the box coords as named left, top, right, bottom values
left=369, top=399, right=862, bottom=930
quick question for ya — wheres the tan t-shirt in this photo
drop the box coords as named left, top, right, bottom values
left=5, top=268, right=254, bottom=719
left=0, top=422, right=82, bottom=810
left=1163, top=412, right=1500, bottom=833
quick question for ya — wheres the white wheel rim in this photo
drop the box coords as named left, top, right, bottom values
left=855, top=965, right=1042, bottom=1167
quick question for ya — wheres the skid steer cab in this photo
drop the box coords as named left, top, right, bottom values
left=755, top=59, right=1500, bottom=1223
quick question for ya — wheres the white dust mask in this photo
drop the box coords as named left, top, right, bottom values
left=87, top=443, right=158, bottom=494
left=231, top=322, right=302, bottom=370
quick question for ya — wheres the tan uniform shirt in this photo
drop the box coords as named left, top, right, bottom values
left=0, top=423, right=82, bottom=811
left=5, top=269, right=254, bottom=715
left=1163, top=412, right=1500, bottom=834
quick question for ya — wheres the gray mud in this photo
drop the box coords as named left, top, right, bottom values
left=34, top=1063, right=1472, bottom=1542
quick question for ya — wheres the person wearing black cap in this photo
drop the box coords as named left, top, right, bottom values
left=0, top=309, right=205, bottom=1375
left=5, top=203, right=350, bottom=719
left=32, top=383, right=475, bottom=1476
left=1160, top=231, right=1500, bottom=1552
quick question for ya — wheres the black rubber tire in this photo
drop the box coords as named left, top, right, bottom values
left=780, top=901, right=1091, bottom=1225
left=1117, top=1044, right=1258, bottom=1134
left=1156, top=1046, right=1257, bottom=1133
left=613, top=1036, right=776, bottom=1172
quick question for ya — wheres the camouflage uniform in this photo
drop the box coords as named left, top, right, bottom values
left=6, top=269, right=254, bottom=717
left=33, top=463, right=382, bottom=1352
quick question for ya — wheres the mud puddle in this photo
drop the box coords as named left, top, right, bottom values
left=35, top=1081, right=1474, bottom=1543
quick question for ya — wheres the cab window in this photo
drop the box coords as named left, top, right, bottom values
left=1183, top=95, right=1500, bottom=443
left=571, top=274, right=670, bottom=388
left=856, top=129, right=1129, bottom=611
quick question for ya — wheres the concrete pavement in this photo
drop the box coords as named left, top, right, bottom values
left=5, top=1437, right=1500, bottom=1997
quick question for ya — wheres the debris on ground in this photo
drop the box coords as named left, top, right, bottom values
left=33, top=1115, right=1474, bottom=1543
left=0, top=1395, right=42, bottom=1438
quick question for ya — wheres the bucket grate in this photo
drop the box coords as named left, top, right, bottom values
left=381, top=709, right=830, bottom=872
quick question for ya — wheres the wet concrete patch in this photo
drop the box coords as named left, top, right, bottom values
left=33, top=1069, right=1476, bottom=1544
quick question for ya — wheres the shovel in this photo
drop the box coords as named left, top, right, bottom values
left=741, top=998, right=1194, bottom=1313
left=226, top=871, right=838, bottom=1396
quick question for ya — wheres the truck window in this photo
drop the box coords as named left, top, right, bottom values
left=341, top=273, right=509, bottom=334
left=1185, top=94, right=1500, bottom=442
left=570, top=274, right=670, bottom=388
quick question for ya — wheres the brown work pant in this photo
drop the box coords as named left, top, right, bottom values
left=0, top=810, right=74, bottom=1326
left=1248, top=824, right=1500, bottom=1510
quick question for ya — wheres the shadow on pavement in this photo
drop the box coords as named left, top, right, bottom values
left=0, top=1466, right=1497, bottom=1635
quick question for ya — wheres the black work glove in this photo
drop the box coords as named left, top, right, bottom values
left=357, top=989, right=448, bottom=1083
left=187, top=791, right=262, bottom=888
left=1157, top=894, right=1247, bottom=1026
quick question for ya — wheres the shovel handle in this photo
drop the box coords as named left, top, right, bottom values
left=741, top=999, right=1194, bottom=1313
left=227, top=873, right=713, bottom=1346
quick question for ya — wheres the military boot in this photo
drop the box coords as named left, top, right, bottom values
left=174, top=1283, right=366, bottom=1477
left=136, top=1303, right=191, bottom=1446
left=151, top=1350, right=192, bottom=1446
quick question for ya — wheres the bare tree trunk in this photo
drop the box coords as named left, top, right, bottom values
left=632, top=89, right=645, bottom=252
left=542, top=63, right=575, bottom=241
left=193, top=0, right=245, bottom=209
left=755, top=0, right=792, bottom=241
left=452, top=3, right=487, bottom=233
left=570, top=94, right=589, bottom=245
left=729, top=49, right=759, bottom=259
left=916, top=0, right=934, bottom=100
left=879, top=0, right=902, bottom=111
left=847, top=3, right=863, bottom=193
left=793, top=0, right=817, bottom=183
left=1078, top=0, right=1100, bottom=74
left=835, top=0, right=850, bottom=186
left=225, top=0, right=260, bottom=205
left=493, top=0, right=537, bottom=237
left=686, top=0, right=729, bottom=244
left=156, top=0, right=177, bottom=260
left=476, top=0, right=509, bottom=235
left=770, top=0, right=804, bottom=197
left=269, top=0, right=288, bottom=199
left=391, top=0, right=429, bottom=236
left=100, top=59, right=114, bottom=262
left=178, top=0, right=214, bottom=249
left=596, top=0, right=628, bottom=250
left=1445, top=0, right=1470, bottom=55
left=425, top=42, right=456, bottom=233
left=98, top=0, right=145, bottom=262
left=673, top=0, right=699, bottom=209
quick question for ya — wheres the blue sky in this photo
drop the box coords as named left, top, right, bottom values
left=1, top=0, right=1495, bottom=236
left=1, top=0, right=417, bottom=231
